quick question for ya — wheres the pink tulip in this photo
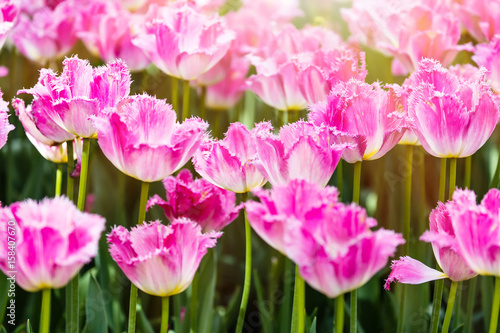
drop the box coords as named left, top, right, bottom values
left=147, top=169, right=242, bottom=232
left=309, top=79, right=406, bottom=163
left=447, top=188, right=500, bottom=276
left=406, top=59, right=499, bottom=158
left=473, top=36, right=500, bottom=93
left=77, top=1, right=150, bottom=71
left=93, top=94, right=207, bottom=182
left=192, top=122, right=267, bottom=193
left=132, top=5, right=234, bottom=80
left=108, top=219, right=221, bottom=296
left=11, top=1, right=79, bottom=65
left=296, top=48, right=367, bottom=105
left=0, top=89, right=13, bottom=150
left=384, top=256, right=447, bottom=290
left=246, top=179, right=404, bottom=298
left=0, top=197, right=105, bottom=292
left=342, top=0, right=473, bottom=75
left=18, top=56, right=131, bottom=138
left=12, top=98, right=74, bottom=146
left=253, top=121, right=347, bottom=187
left=0, top=0, right=17, bottom=50
left=449, top=0, right=500, bottom=42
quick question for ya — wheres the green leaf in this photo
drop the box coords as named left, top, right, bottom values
left=137, top=301, right=155, bottom=333
left=85, top=273, right=108, bottom=333
left=198, top=249, right=217, bottom=333
left=12, top=323, right=26, bottom=333
left=309, top=317, right=317, bottom=333
left=0, top=325, right=6, bottom=333
left=253, top=269, right=272, bottom=333
left=26, top=319, right=33, bottom=333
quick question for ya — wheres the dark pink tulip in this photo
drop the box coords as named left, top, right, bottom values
left=108, top=219, right=221, bottom=296
left=309, top=80, right=405, bottom=163
left=147, top=169, right=242, bottom=232
left=93, top=94, right=208, bottom=182
left=253, top=121, right=347, bottom=187
left=246, top=179, right=404, bottom=298
left=0, top=0, right=17, bottom=50
left=0, top=197, right=105, bottom=291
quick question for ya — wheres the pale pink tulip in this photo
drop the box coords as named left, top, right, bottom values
left=18, top=56, right=131, bottom=138
left=449, top=0, right=500, bottom=42
left=246, top=179, right=404, bottom=298
left=132, top=5, right=234, bottom=80
left=253, top=121, right=347, bottom=187
left=11, top=1, right=79, bottom=64
left=192, top=122, right=267, bottom=193
left=473, top=36, right=500, bottom=93
left=108, top=219, right=221, bottom=296
left=342, top=0, right=473, bottom=74
left=0, top=89, right=13, bottom=150
left=147, top=169, right=242, bottom=232
left=93, top=94, right=207, bottom=182
left=0, top=197, right=105, bottom=292
left=77, top=1, right=150, bottom=71
left=309, top=80, right=405, bottom=163
left=406, top=59, right=499, bottom=158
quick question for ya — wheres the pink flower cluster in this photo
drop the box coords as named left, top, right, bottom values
left=246, top=179, right=404, bottom=298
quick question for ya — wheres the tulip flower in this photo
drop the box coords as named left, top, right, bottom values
left=473, top=36, right=500, bottom=93
left=11, top=1, right=79, bottom=65
left=93, top=94, right=207, bottom=182
left=108, top=219, right=221, bottom=296
left=147, top=169, right=242, bottom=232
left=193, top=122, right=267, bottom=193
left=132, top=4, right=234, bottom=81
left=253, top=121, right=347, bottom=187
left=406, top=59, right=499, bottom=158
left=18, top=56, right=131, bottom=139
left=0, top=89, right=13, bottom=150
left=0, top=0, right=17, bottom=50
left=0, top=196, right=105, bottom=292
left=309, top=79, right=406, bottom=163
left=448, top=0, right=500, bottom=42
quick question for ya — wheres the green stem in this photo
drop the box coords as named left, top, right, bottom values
left=190, top=272, right=199, bottom=332
left=40, top=289, right=52, bottom=333
left=335, top=295, right=344, bottom=333
left=489, top=277, right=500, bottom=333
left=442, top=281, right=458, bottom=333
left=200, top=85, right=207, bottom=120
left=172, top=77, right=179, bottom=112
left=291, top=267, right=305, bottom=333
left=161, top=297, right=170, bottom=333
left=492, top=149, right=500, bottom=188
left=464, top=278, right=477, bottom=333
left=337, top=160, right=343, bottom=201
left=449, top=158, right=457, bottom=200
left=65, top=141, right=75, bottom=333
left=55, top=164, right=63, bottom=197
left=183, top=80, right=191, bottom=120
left=350, top=161, right=361, bottom=333
left=397, top=146, right=413, bottom=333
left=350, top=289, right=357, bottom=333
left=77, top=138, right=90, bottom=211
left=67, top=141, right=75, bottom=202
left=129, top=181, right=150, bottom=333
left=464, top=156, right=471, bottom=189
left=236, top=192, right=252, bottom=332
left=352, top=161, right=361, bottom=204
left=430, top=279, right=444, bottom=333
left=439, top=158, right=447, bottom=202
